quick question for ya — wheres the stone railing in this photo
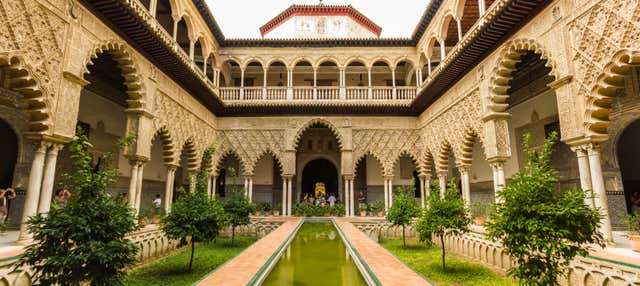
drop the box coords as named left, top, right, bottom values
left=438, top=232, right=640, bottom=286
left=220, top=218, right=284, bottom=239
left=0, top=226, right=182, bottom=286
left=354, top=221, right=640, bottom=286
left=218, top=86, right=417, bottom=103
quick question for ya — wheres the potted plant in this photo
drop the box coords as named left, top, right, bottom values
left=628, top=214, right=640, bottom=252
left=273, top=203, right=281, bottom=216
left=151, top=206, right=164, bottom=224
left=359, top=204, right=368, bottom=217
left=261, top=202, right=272, bottom=216
left=372, top=200, right=385, bottom=217
left=471, top=203, right=488, bottom=226
left=138, top=209, right=149, bottom=227
left=254, top=202, right=262, bottom=216
left=333, top=204, right=346, bottom=217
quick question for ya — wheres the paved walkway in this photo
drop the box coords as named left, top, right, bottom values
left=196, top=217, right=302, bottom=286
left=334, top=218, right=431, bottom=286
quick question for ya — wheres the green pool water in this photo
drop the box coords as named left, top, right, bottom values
left=261, top=221, right=367, bottom=286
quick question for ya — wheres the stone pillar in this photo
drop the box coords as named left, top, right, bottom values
left=17, top=142, right=47, bottom=243
left=383, top=177, right=389, bottom=212
left=339, top=68, right=346, bottom=100
left=38, top=143, right=62, bottom=214
left=349, top=179, right=354, bottom=216
left=248, top=177, right=253, bottom=203
left=282, top=178, right=287, bottom=216
left=367, top=67, right=372, bottom=99
left=427, top=57, right=432, bottom=76
left=586, top=145, right=614, bottom=244
left=313, top=68, right=318, bottom=99
left=437, top=171, right=447, bottom=197
left=489, top=160, right=505, bottom=202
left=164, top=165, right=177, bottom=212
left=388, top=179, right=394, bottom=207
left=459, top=165, right=471, bottom=207
left=128, top=161, right=140, bottom=209
left=149, top=0, right=158, bottom=17
left=440, top=40, right=446, bottom=60
left=240, top=68, right=245, bottom=100
left=287, top=176, right=293, bottom=216
left=424, top=176, right=431, bottom=202
left=419, top=175, right=426, bottom=208
left=244, top=177, right=249, bottom=197
left=189, top=40, right=195, bottom=60
left=573, top=147, right=594, bottom=207
left=344, top=178, right=350, bottom=216
left=391, top=68, right=397, bottom=99
left=456, top=18, right=463, bottom=41
left=134, top=161, right=145, bottom=214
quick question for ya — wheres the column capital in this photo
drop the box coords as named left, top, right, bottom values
left=343, top=175, right=354, bottom=180
left=487, top=156, right=507, bottom=164
left=457, top=164, right=472, bottom=173
left=383, top=175, right=394, bottom=181
left=282, top=175, right=294, bottom=180
left=165, top=164, right=179, bottom=172
left=436, top=170, right=448, bottom=178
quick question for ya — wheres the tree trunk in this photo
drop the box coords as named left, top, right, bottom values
left=232, top=225, right=236, bottom=246
left=189, top=237, right=195, bottom=271
left=440, top=234, right=446, bottom=272
left=402, top=225, right=406, bottom=248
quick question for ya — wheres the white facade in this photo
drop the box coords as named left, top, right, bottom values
left=263, top=15, right=378, bottom=39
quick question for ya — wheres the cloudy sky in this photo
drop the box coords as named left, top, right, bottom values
left=205, top=0, right=429, bottom=38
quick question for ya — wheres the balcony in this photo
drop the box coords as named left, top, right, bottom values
left=218, top=86, right=417, bottom=102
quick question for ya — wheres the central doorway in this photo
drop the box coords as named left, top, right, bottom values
left=301, top=159, right=338, bottom=199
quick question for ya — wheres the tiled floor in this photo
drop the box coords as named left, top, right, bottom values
left=334, top=218, right=431, bottom=286
left=196, top=217, right=302, bottom=286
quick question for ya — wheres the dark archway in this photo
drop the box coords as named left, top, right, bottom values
left=618, top=119, right=640, bottom=214
left=301, top=159, right=338, bottom=199
left=0, top=119, right=17, bottom=189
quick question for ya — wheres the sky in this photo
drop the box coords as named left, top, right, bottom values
left=205, top=0, right=429, bottom=38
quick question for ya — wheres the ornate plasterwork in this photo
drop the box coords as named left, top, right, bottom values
left=0, top=0, right=67, bottom=134
left=151, top=90, right=213, bottom=167
left=568, top=0, right=640, bottom=137
left=352, top=129, right=421, bottom=176
left=213, top=129, right=286, bottom=176
left=421, top=89, right=483, bottom=170
left=487, top=38, right=558, bottom=116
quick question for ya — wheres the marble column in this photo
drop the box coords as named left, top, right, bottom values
left=127, top=161, right=140, bottom=209
left=573, top=147, right=594, bottom=207
left=164, top=165, right=177, bottom=212
left=344, top=179, right=350, bottom=216
left=586, top=145, right=614, bottom=244
left=38, top=143, right=62, bottom=214
left=459, top=165, right=471, bottom=207
left=349, top=179, right=354, bottom=216
left=282, top=178, right=287, bottom=216
left=419, top=175, right=426, bottom=208
left=383, top=177, right=389, bottom=212
left=490, top=160, right=505, bottom=202
left=17, top=142, right=47, bottom=243
left=211, top=175, right=217, bottom=199
left=287, top=176, right=293, bottom=216
left=134, top=162, right=145, bottom=214
left=388, top=179, right=394, bottom=207
left=244, top=177, right=249, bottom=197
left=437, top=171, right=447, bottom=197
left=248, top=177, right=253, bottom=203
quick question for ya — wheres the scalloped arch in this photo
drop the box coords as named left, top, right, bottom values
left=586, top=49, right=640, bottom=136
left=291, top=118, right=345, bottom=151
left=488, top=38, right=558, bottom=115
left=248, top=149, right=283, bottom=175
left=152, top=126, right=177, bottom=165
left=0, top=53, right=52, bottom=134
left=179, top=138, right=198, bottom=172
left=83, top=41, right=146, bottom=109
left=212, top=149, right=247, bottom=176
left=353, top=151, right=385, bottom=177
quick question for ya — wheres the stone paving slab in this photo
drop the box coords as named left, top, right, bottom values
left=334, top=218, right=431, bottom=286
left=196, top=217, right=302, bottom=286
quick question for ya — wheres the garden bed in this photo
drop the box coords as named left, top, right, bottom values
left=124, top=236, right=256, bottom=286
left=380, top=238, right=516, bottom=286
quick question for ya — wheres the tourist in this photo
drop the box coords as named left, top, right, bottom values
left=53, top=188, right=71, bottom=207
left=631, top=191, right=640, bottom=214
left=152, top=194, right=162, bottom=208
left=328, top=193, right=336, bottom=206
left=303, top=193, right=309, bottom=203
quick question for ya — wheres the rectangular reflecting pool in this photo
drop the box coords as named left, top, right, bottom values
left=261, top=221, right=368, bottom=286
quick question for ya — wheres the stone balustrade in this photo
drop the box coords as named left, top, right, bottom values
left=354, top=221, right=640, bottom=286
left=218, top=86, right=417, bottom=103
left=0, top=226, right=182, bottom=286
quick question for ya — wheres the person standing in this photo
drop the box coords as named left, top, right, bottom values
left=328, top=193, right=336, bottom=207
left=152, top=194, right=162, bottom=208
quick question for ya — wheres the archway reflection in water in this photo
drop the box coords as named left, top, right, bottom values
left=261, top=222, right=366, bottom=286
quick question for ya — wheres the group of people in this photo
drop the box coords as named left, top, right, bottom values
left=302, top=193, right=337, bottom=207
